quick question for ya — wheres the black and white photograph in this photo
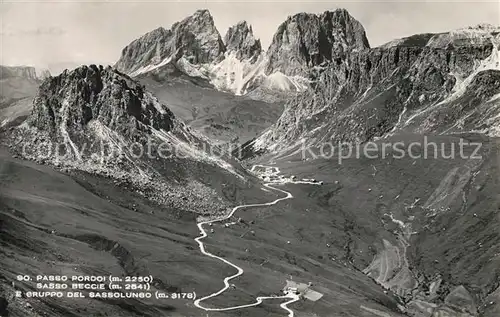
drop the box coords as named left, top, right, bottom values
left=1, top=0, right=499, bottom=316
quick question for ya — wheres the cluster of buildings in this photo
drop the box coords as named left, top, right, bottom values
left=257, top=173, right=324, bottom=185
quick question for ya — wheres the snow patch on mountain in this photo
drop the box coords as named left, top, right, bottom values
left=262, top=71, right=309, bottom=92
left=129, top=56, right=173, bottom=77
left=175, top=57, right=209, bottom=79
left=208, top=51, right=266, bottom=95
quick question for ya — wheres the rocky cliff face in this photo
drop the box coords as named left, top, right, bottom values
left=115, top=9, right=225, bottom=75
left=224, top=21, right=262, bottom=61
left=250, top=25, right=500, bottom=154
left=114, top=27, right=172, bottom=76
left=265, top=9, right=370, bottom=76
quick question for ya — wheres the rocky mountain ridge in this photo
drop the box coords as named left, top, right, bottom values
left=2, top=7, right=500, bottom=317
left=247, top=24, right=500, bottom=155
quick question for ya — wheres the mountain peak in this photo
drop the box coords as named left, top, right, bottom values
left=265, top=8, right=370, bottom=76
left=234, top=20, right=250, bottom=30
left=179, top=8, right=216, bottom=27
left=426, top=23, right=500, bottom=48
left=224, top=20, right=262, bottom=60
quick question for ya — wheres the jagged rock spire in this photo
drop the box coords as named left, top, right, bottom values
left=224, top=21, right=262, bottom=60
left=265, top=9, right=370, bottom=76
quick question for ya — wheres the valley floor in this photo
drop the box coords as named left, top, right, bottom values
left=0, top=146, right=403, bottom=317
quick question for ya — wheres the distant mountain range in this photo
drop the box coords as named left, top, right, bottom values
left=4, top=10, right=500, bottom=177
left=114, top=10, right=500, bottom=161
left=115, top=9, right=369, bottom=96
left=0, top=65, right=50, bottom=81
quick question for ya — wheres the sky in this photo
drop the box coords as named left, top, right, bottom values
left=1, top=0, right=499, bottom=74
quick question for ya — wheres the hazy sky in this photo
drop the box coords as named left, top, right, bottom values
left=1, top=0, right=499, bottom=74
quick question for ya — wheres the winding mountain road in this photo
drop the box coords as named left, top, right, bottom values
left=193, top=165, right=319, bottom=316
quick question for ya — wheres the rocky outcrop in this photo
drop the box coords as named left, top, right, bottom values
left=0, top=296, right=7, bottom=317
left=115, top=9, right=225, bottom=74
left=224, top=21, right=262, bottom=61
left=265, top=9, right=370, bottom=76
left=28, top=65, right=176, bottom=139
left=444, top=285, right=478, bottom=315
